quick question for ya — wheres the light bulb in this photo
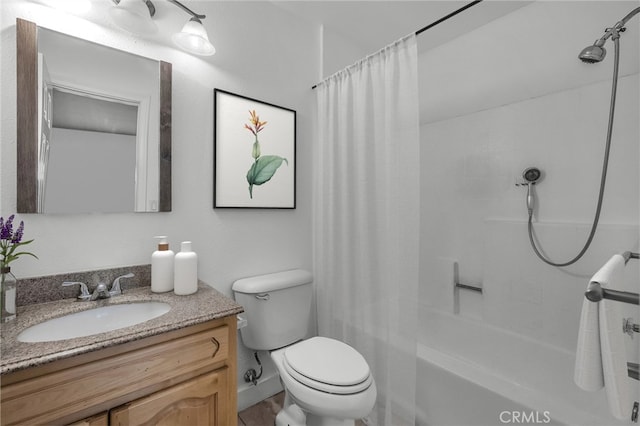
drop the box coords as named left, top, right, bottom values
left=172, top=18, right=215, bottom=56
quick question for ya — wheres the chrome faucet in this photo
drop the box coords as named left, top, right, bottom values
left=61, top=273, right=134, bottom=301
left=91, top=282, right=111, bottom=301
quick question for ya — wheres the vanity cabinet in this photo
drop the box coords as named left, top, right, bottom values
left=1, top=315, right=237, bottom=425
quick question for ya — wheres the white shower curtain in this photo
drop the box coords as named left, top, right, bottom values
left=313, top=34, right=420, bottom=425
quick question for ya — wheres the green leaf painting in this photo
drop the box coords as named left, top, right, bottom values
left=244, top=110, right=288, bottom=199
left=247, top=156, right=288, bottom=199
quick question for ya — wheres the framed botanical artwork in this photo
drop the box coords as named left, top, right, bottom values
left=214, top=89, right=296, bottom=209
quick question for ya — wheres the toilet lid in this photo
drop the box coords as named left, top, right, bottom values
left=283, top=337, right=372, bottom=394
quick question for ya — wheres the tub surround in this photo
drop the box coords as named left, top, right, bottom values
left=1, top=280, right=243, bottom=375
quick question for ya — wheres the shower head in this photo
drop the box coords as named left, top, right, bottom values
left=579, top=42, right=607, bottom=63
left=516, top=167, right=542, bottom=214
left=578, top=7, right=640, bottom=63
left=522, top=167, right=542, bottom=184
left=521, top=167, right=542, bottom=215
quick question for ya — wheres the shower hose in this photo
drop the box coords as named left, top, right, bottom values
left=528, top=37, right=620, bottom=267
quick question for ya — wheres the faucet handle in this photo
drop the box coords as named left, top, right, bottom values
left=623, top=317, right=639, bottom=337
left=110, top=273, right=134, bottom=296
left=62, top=281, right=91, bottom=300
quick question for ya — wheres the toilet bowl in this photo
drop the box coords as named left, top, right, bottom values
left=232, top=270, right=377, bottom=425
left=271, top=337, right=377, bottom=425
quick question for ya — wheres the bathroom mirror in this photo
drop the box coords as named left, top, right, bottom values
left=16, top=19, right=172, bottom=213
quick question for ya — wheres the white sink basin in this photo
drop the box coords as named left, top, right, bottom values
left=17, top=302, right=171, bottom=343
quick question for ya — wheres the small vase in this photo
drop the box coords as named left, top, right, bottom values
left=1, top=267, right=17, bottom=323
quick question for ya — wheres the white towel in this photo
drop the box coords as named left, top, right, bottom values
left=574, top=254, right=633, bottom=420
left=574, top=295, right=603, bottom=391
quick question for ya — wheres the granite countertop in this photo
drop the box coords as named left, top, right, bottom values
left=0, top=283, right=243, bottom=375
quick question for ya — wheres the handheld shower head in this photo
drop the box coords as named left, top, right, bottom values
left=579, top=43, right=607, bottom=63
left=520, top=167, right=542, bottom=215
left=522, top=167, right=541, bottom=184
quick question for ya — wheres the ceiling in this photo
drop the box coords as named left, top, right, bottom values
left=270, top=1, right=533, bottom=53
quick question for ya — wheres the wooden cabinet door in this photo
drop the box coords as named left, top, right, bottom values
left=110, top=369, right=228, bottom=426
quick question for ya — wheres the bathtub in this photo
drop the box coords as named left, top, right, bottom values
left=416, top=309, right=637, bottom=426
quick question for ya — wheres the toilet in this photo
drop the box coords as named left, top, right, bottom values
left=232, top=269, right=376, bottom=426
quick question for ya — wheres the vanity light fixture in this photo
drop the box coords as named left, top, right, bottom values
left=109, top=0, right=158, bottom=35
left=110, top=0, right=216, bottom=56
left=170, top=1, right=216, bottom=56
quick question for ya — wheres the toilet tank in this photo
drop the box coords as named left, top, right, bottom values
left=232, top=269, right=313, bottom=351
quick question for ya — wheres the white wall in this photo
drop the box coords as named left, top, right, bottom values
left=1, top=0, right=319, bottom=408
left=1, top=0, right=318, bottom=291
left=321, top=25, right=370, bottom=78
left=419, top=0, right=639, bottom=353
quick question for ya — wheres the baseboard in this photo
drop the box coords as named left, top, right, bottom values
left=237, top=371, right=284, bottom=412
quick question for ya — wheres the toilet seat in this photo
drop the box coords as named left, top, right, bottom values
left=282, top=337, right=372, bottom=395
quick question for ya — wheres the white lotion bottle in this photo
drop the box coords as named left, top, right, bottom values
left=151, top=236, right=174, bottom=293
left=174, top=241, right=198, bottom=295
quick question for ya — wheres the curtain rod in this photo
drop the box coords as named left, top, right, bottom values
left=311, top=0, right=484, bottom=89
left=415, top=0, right=483, bottom=36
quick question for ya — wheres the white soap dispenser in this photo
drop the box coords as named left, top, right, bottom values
left=174, top=241, right=198, bottom=295
left=151, top=236, right=174, bottom=293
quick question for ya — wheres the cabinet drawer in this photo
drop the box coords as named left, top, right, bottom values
left=1, top=325, right=229, bottom=425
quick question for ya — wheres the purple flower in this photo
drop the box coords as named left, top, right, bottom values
left=12, top=221, right=24, bottom=244
left=0, top=215, right=13, bottom=240
left=0, top=214, right=37, bottom=269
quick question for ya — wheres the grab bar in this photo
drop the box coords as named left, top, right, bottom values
left=584, top=251, right=640, bottom=305
left=623, top=251, right=639, bottom=264
left=455, top=282, right=483, bottom=293
left=629, top=362, right=639, bottom=381
left=585, top=282, right=639, bottom=305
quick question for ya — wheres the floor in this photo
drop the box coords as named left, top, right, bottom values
left=237, top=392, right=367, bottom=426
left=237, top=392, right=285, bottom=426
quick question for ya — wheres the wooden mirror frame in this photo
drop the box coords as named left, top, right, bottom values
left=16, top=18, right=172, bottom=213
